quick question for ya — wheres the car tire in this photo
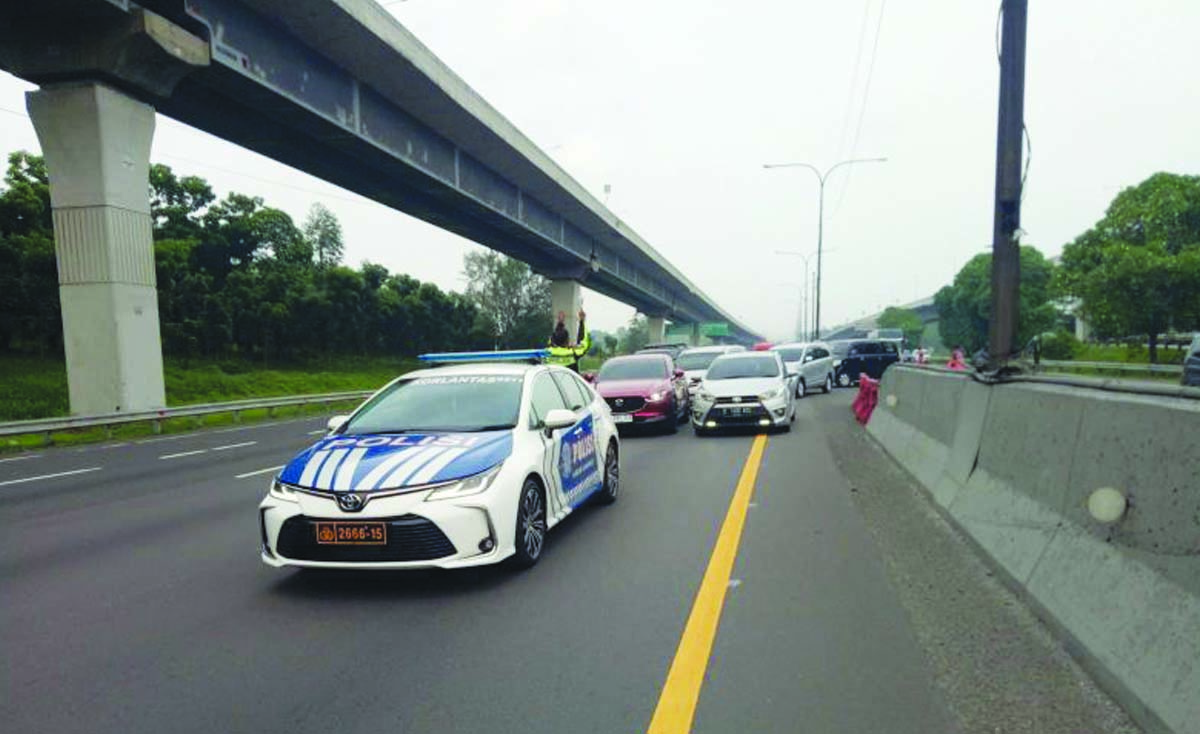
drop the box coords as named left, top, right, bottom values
left=510, top=478, right=547, bottom=569
left=837, top=373, right=852, bottom=388
left=822, top=374, right=833, bottom=393
left=665, top=402, right=679, bottom=434
left=595, top=442, right=619, bottom=505
left=796, top=379, right=806, bottom=398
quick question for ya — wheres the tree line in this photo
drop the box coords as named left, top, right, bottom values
left=0, top=150, right=585, bottom=363
left=931, top=172, right=1200, bottom=362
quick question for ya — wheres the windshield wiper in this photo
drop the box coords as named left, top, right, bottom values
left=461, top=423, right=515, bottom=432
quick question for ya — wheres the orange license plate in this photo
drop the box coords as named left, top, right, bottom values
left=315, top=522, right=387, bottom=545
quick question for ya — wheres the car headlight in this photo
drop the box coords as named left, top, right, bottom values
left=697, top=389, right=714, bottom=402
left=425, top=465, right=502, bottom=502
left=648, top=391, right=665, bottom=402
left=269, top=478, right=298, bottom=501
left=758, top=387, right=785, bottom=401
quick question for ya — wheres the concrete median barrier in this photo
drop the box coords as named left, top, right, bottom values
left=867, top=365, right=1200, bottom=734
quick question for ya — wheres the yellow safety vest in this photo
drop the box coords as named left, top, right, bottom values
left=546, top=326, right=591, bottom=367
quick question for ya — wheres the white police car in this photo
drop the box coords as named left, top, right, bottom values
left=259, top=351, right=620, bottom=570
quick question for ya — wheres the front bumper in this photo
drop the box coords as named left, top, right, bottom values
left=259, top=485, right=507, bottom=570
left=692, top=396, right=789, bottom=429
left=608, top=398, right=673, bottom=426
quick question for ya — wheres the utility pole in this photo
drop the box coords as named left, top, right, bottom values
left=989, top=0, right=1028, bottom=365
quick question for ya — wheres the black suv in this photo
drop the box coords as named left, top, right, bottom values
left=833, top=340, right=901, bottom=387
left=637, top=343, right=690, bottom=361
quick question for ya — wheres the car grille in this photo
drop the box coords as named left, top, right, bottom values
left=714, top=395, right=759, bottom=404
left=276, top=514, right=456, bottom=562
left=605, top=396, right=645, bottom=413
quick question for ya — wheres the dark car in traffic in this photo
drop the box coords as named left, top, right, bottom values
left=593, top=354, right=690, bottom=433
left=833, top=339, right=901, bottom=387
left=637, top=343, right=690, bottom=361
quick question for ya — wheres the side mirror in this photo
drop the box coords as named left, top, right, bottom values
left=542, top=408, right=577, bottom=432
left=326, top=415, right=349, bottom=433
left=803, top=354, right=814, bottom=363
left=583, top=372, right=597, bottom=384
left=674, top=368, right=685, bottom=378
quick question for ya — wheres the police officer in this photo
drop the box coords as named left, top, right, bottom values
left=547, top=309, right=591, bottom=372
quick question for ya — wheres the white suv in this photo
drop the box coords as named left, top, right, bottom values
left=772, top=341, right=836, bottom=398
left=676, top=345, right=745, bottom=397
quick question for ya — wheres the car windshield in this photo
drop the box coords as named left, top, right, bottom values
left=598, top=358, right=666, bottom=380
left=676, top=351, right=721, bottom=370
left=706, top=356, right=780, bottom=379
left=341, top=375, right=523, bottom=434
left=774, top=347, right=805, bottom=363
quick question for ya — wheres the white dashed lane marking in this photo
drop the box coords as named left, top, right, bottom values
left=212, top=441, right=257, bottom=452
left=0, top=467, right=102, bottom=487
left=0, top=454, right=41, bottom=464
left=159, top=450, right=208, bottom=460
left=236, top=465, right=285, bottom=480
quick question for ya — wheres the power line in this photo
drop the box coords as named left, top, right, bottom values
left=834, top=1, right=873, bottom=163
left=831, top=0, right=888, bottom=218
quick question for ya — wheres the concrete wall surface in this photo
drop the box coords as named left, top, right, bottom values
left=867, top=365, right=1200, bottom=734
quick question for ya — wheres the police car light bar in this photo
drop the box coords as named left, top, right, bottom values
left=418, top=349, right=550, bottom=364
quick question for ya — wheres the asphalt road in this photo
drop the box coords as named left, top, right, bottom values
left=0, top=394, right=1136, bottom=734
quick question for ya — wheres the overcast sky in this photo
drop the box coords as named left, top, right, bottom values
left=2, top=0, right=1198, bottom=340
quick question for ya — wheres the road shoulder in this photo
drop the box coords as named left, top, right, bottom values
left=819, top=392, right=1140, bottom=734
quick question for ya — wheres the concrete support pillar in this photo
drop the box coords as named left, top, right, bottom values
left=28, top=82, right=166, bottom=415
left=550, top=279, right=583, bottom=343
left=1074, top=314, right=1091, bottom=342
left=690, top=323, right=701, bottom=347
left=646, top=315, right=666, bottom=344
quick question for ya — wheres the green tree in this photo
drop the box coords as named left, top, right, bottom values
left=617, top=315, right=650, bottom=354
left=0, top=152, right=58, bottom=354
left=603, top=333, right=619, bottom=356
left=1, top=148, right=485, bottom=364
left=149, top=163, right=213, bottom=241
left=303, top=202, right=344, bottom=268
left=934, top=246, right=1058, bottom=354
left=876, top=307, right=924, bottom=347
left=462, top=251, right=551, bottom=348
left=1056, top=173, right=1200, bottom=362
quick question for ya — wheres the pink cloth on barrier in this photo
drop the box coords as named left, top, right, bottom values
left=853, top=375, right=879, bottom=424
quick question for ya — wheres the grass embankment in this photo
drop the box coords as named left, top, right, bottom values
left=0, top=355, right=418, bottom=451
left=1071, top=343, right=1186, bottom=364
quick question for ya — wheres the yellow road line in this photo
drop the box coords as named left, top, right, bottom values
left=647, top=433, right=769, bottom=734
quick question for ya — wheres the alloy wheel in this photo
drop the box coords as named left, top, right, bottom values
left=519, top=483, right=546, bottom=560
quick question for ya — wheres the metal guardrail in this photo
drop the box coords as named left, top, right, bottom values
left=0, top=390, right=375, bottom=441
left=1038, top=359, right=1183, bottom=376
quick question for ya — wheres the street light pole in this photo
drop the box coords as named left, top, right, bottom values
left=764, top=157, right=886, bottom=339
left=776, top=249, right=814, bottom=340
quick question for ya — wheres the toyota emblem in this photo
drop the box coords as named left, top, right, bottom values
left=337, top=492, right=365, bottom=512
left=615, top=399, right=624, bottom=406
left=731, top=396, right=742, bottom=403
